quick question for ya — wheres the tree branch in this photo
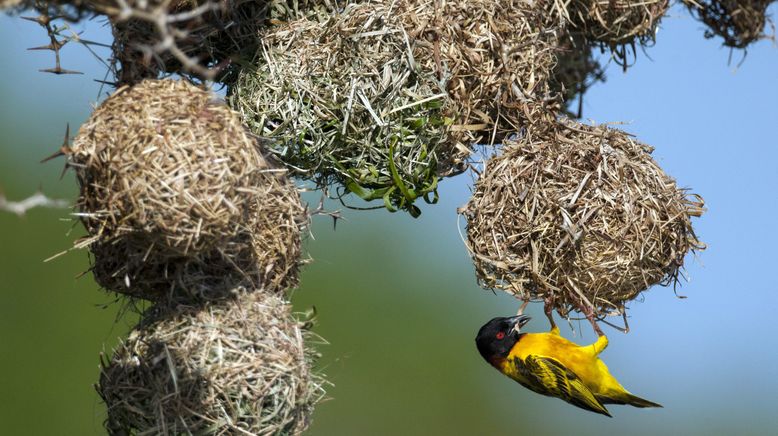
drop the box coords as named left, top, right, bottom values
left=0, top=191, right=70, bottom=217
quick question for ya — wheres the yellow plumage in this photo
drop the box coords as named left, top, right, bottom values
left=476, top=316, right=661, bottom=416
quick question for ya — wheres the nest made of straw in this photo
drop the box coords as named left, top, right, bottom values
left=70, top=79, right=306, bottom=299
left=549, top=31, right=606, bottom=117
left=684, top=0, right=775, bottom=48
left=462, top=118, right=704, bottom=317
left=98, top=289, right=324, bottom=435
left=551, top=0, right=669, bottom=66
left=232, top=2, right=458, bottom=216
left=232, top=0, right=560, bottom=215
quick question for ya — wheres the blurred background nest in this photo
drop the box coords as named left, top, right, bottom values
left=683, top=0, right=776, bottom=49
left=551, top=0, right=669, bottom=68
left=109, top=0, right=273, bottom=85
left=462, top=117, right=705, bottom=322
left=549, top=30, right=606, bottom=117
left=98, top=290, right=325, bottom=435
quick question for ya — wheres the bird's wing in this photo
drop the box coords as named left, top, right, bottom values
left=512, top=354, right=611, bottom=417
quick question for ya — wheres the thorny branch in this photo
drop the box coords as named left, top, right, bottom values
left=104, top=0, right=226, bottom=82
left=22, top=0, right=247, bottom=83
left=22, top=13, right=84, bottom=75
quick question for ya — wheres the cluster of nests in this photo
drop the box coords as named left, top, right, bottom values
left=4, top=0, right=773, bottom=215
left=8, top=0, right=774, bottom=432
left=67, top=80, right=324, bottom=434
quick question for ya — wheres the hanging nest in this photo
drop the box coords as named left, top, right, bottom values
left=232, top=2, right=458, bottom=216
left=552, top=0, right=669, bottom=67
left=461, top=118, right=705, bottom=319
left=683, top=0, right=775, bottom=49
left=70, top=79, right=306, bottom=300
left=231, top=0, right=559, bottom=215
left=98, top=289, right=325, bottom=435
left=549, top=31, right=606, bottom=117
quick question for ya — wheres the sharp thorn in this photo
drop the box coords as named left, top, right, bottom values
left=41, top=124, right=72, bottom=163
left=39, top=67, right=84, bottom=75
left=21, top=15, right=51, bottom=26
left=40, top=149, right=66, bottom=163
left=93, top=79, right=118, bottom=86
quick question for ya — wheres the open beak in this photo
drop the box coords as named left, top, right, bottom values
left=507, top=314, right=531, bottom=333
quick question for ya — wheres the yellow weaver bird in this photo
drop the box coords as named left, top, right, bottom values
left=475, top=315, right=661, bottom=417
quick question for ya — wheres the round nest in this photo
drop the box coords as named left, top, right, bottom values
left=106, top=0, right=271, bottom=85
left=232, top=0, right=559, bottom=215
left=549, top=31, right=606, bottom=117
left=461, top=118, right=705, bottom=318
left=553, top=0, right=669, bottom=64
left=70, top=79, right=305, bottom=299
left=98, top=289, right=324, bottom=435
left=232, top=2, right=458, bottom=216
left=683, top=0, right=774, bottom=49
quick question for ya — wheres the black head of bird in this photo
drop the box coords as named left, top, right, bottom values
left=475, top=315, right=531, bottom=366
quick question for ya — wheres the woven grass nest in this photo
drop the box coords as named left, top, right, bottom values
left=461, top=118, right=705, bottom=319
left=231, top=0, right=559, bottom=216
left=98, top=289, right=324, bottom=435
left=553, top=0, right=669, bottom=66
left=684, top=0, right=774, bottom=48
left=70, top=79, right=305, bottom=300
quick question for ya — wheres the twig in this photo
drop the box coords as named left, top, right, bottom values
left=308, top=193, right=343, bottom=230
left=0, top=191, right=70, bottom=217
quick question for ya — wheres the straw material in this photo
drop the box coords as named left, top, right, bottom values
left=232, top=2, right=457, bottom=216
left=550, top=0, right=668, bottom=67
left=683, top=0, right=774, bottom=48
left=549, top=31, right=605, bottom=117
left=555, top=0, right=669, bottom=44
left=396, top=0, right=561, bottom=144
left=232, top=0, right=559, bottom=215
left=70, top=79, right=306, bottom=300
left=86, top=227, right=302, bottom=302
left=98, top=290, right=324, bottom=435
left=462, top=118, right=705, bottom=317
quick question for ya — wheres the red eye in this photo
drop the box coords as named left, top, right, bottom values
left=496, top=332, right=505, bottom=340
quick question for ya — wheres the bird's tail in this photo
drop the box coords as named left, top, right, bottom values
left=607, top=392, right=663, bottom=408
left=625, top=393, right=662, bottom=408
